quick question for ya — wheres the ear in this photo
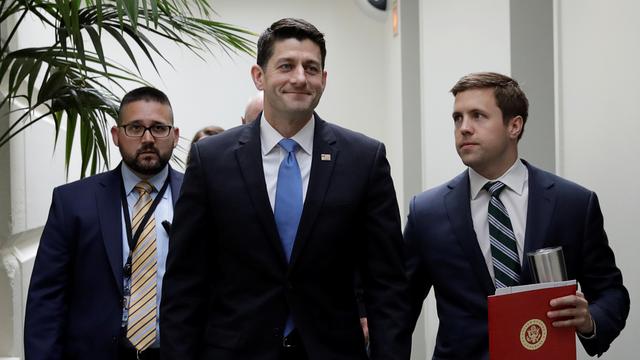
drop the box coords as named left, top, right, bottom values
left=172, top=127, right=180, bottom=148
left=111, top=126, right=120, bottom=147
left=507, top=116, right=523, bottom=140
left=321, top=69, right=327, bottom=89
left=251, top=64, right=264, bottom=90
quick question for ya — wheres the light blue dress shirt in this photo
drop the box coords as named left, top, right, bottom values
left=120, top=164, right=173, bottom=348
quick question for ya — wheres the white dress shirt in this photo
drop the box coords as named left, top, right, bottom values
left=260, top=115, right=314, bottom=211
left=469, top=159, right=529, bottom=281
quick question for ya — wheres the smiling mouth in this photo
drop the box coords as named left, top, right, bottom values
left=284, top=90, right=311, bottom=95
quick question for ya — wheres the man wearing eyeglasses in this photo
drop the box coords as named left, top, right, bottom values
left=25, top=87, right=183, bottom=360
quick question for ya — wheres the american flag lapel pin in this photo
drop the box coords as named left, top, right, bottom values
left=321, top=153, right=331, bottom=161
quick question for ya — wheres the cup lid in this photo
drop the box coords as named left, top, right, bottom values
left=528, top=246, right=563, bottom=256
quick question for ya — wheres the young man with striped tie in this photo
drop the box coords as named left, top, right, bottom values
left=403, top=72, right=629, bottom=359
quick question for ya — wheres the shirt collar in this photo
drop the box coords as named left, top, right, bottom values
left=121, top=162, right=169, bottom=196
left=469, top=159, right=527, bottom=200
left=260, top=114, right=315, bottom=156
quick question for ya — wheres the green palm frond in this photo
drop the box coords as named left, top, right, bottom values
left=0, top=0, right=256, bottom=178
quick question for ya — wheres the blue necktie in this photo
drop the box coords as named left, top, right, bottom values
left=274, top=138, right=302, bottom=335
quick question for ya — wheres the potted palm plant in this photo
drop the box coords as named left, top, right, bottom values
left=0, top=0, right=254, bottom=177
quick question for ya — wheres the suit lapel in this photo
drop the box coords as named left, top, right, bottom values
left=168, top=166, right=184, bottom=207
left=235, top=120, right=288, bottom=265
left=97, top=166, right=124, bottom=296
left=444, top=171, right=496, bottom=295
left=289, top=117, right=337, bottom=269
left=521, top=161, right=556, bottom=284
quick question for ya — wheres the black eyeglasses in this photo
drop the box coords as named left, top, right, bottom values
left=119, top=124, right=173, bottom=138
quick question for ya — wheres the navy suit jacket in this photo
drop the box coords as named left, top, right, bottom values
left=160, top=116, right=411, bottom=360
left=24, top=165, right=183, bottom=360
left=404, top=161, right=629, bottom=359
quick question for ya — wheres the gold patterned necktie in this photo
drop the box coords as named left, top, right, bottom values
left=126, top=180, right=158, bottom=351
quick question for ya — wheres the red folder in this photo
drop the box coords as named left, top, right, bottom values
left=488, top=281, right=577, bottom=359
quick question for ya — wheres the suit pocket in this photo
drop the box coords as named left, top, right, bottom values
left=204, top=326, right=244, bottom=349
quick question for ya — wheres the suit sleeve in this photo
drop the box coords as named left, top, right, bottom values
left=578, top=192, right=630, bottom=356
left=24, top=188, right=72, bottom=360
left=403, top=196, right=432, bottom=332
left=160, top=144, right=210, bottom=359
left=360, top=143, right=412, bottom=360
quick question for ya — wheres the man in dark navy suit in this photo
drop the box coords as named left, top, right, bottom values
left=404, top=72, right=629, bottom=359
left=161, top=18, right=410, bottom=360
left=25, top=87, right=183, bottom=360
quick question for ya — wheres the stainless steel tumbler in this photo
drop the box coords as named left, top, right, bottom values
left=527, top=246, right=568, bottom=283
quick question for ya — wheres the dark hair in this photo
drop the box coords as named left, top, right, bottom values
left=450, top=72, right=529, bottom=140
left=191, top=125, right=224, bottom=144
left=118, top=86, right=173, bottom=125
left=256, top=18, right=326, bottom=68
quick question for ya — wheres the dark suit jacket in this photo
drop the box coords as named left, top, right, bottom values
left=160, top=116, right=410, bottom=360
left=404, top=161, right=629, bottom=359
left=24, top=165, right=183, bottom=360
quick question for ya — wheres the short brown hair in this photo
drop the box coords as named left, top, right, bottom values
left=256, top=18, right=326, bottom=69
left=451, top=72, right=529, bottom=140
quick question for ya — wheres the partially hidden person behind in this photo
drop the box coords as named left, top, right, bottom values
left=242, top=91, right=264, bottom=124
left=187, top=125, right=224, bottom=164
left=192, top=125, right=224, bottom=143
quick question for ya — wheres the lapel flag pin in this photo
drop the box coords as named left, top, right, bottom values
left=321, top=154, right=331, bottom=161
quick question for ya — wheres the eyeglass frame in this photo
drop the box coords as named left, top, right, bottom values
left=118, top=123, right=174, bottom=138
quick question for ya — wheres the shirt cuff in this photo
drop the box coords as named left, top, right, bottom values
left=577, top=319, right=597, bottom=340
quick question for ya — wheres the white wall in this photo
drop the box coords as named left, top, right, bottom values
left=1, top=14, right=84, bottom=357
left=557, top=0, right=640, bottom=358
left=421, top=0, right=511, bottom=190
left=419, top=1, right=511, bottom=358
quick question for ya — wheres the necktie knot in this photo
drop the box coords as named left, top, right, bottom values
left=134, top=181, right=154, bottom=196
left=279, top=138, right=299, bottom=154
left=484, top=181, right=507, bottom=197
